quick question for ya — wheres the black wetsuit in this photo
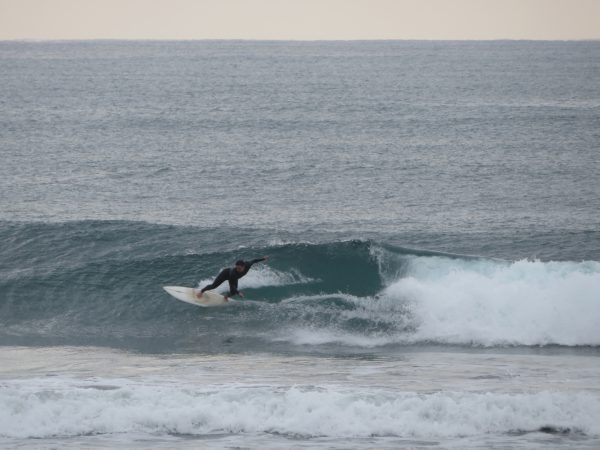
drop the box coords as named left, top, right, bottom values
left=201, top=258, right=266, bottom=296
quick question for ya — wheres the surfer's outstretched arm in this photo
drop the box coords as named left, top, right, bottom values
left=244, top=256, right=269, bottom=272
left=250, top=256, right=268, bottom=266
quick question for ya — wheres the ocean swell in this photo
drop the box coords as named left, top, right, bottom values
left=1, top=221, right=599, bottom=350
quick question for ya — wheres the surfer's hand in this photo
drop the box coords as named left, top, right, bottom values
left=263, top=256, right=269, bottom=262
left=238, top=291, right=245, bottom=298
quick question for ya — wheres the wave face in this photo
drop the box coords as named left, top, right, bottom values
left=1, top=221, right=599, bottom=352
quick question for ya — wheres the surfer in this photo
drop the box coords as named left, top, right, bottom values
left=197, top=256, right=269, bottom=300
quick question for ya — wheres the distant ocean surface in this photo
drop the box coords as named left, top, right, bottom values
left=1, top=40, right=599, bottom=449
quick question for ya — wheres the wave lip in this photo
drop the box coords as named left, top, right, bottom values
left=1, top=380, right=599, bottom=439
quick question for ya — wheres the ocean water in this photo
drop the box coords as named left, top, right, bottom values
left=1, top=40, right=599, bottom=449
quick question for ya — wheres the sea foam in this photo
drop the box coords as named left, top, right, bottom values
left=1, top=379, right=599, bottom=439
left=386, top=257, right=600, bottom=346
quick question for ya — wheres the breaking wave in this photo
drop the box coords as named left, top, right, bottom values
left=1, top=378, right=599, bottom=439
left=1, top=220, right=599, bottom=351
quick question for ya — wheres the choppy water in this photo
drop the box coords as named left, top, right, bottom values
left=1, top=40, right=599, bottom=448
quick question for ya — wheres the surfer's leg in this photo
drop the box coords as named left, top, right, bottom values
left=201, top=269, right=229, bottom=293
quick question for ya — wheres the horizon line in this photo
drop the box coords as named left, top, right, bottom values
left=3, top=38, right=600, bottom=43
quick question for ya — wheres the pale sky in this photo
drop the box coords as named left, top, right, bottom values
left=1, top=0, right=599, bottom=41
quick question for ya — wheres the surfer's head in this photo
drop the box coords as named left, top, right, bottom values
left=235, top=260, right=246, bottom=272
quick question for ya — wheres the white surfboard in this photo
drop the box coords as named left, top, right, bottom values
left=163, top=286, right=229, bottom=307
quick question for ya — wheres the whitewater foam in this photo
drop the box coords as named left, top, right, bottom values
left=268, top=256, right=600, bottom=348
left=385, top=257, right=600, bottom=346
left=275, top=293, right=403, bottom=347
left=1, top=378, right=599, bottom=439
